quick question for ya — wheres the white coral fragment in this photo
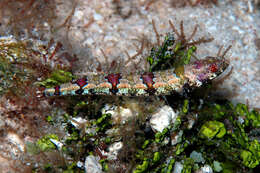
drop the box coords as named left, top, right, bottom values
left=150, top=105, right=179, bottom=133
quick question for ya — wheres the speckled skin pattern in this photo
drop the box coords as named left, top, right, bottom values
left=44, top=57, right=229, bottom=97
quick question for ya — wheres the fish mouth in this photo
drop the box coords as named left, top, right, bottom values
left=213, top=65, right=233, bottom=82
left=219, top=61, right=230, bottom=75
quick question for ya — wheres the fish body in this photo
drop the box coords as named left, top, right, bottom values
left=43, top=57, right=229, bottom=97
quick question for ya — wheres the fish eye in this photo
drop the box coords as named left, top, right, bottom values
left=209, top=63, right=218, bottom=73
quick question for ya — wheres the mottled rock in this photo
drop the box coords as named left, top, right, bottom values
left=150, top=106, right=179, bottom=132
left=213, top=161, right=222, bottom=172
left=171, top=130, right=183, bottom=146
left=6, top=132, right=25, bottom=152
left=101, top=102, right=141, bottom=124
left=70, top=117, right=88, bottom=129
left=107, top=142, right=123, bottom=160
left=190, top=151, right=205, bottom=163
left=173, top=162, right=183, bottom=173
left=196, top=165, right=213, bottom=173
left=85, top=155, right=103, bottom=173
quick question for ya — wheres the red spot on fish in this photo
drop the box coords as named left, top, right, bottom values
left=73, top=78, right=88, bottom=95
left=75, top=78, right=88, bottom=88
left=141, top=72, right=155, bottom=94
left=209, top=64, right=218, bottom=73
left=54, top=85, right=60, bottom=96
left=105, top=73, right=121, bottom=94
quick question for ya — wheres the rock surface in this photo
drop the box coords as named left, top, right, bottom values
left=85, top=155, right=103, bottom=173
left=150, top=105, right=179, bottom=132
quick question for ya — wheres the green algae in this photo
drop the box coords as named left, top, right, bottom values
left=147, top=33, right=175, bottom=72
left=248, top=110, right=260, bottom=128
left=161, top=158, right=175, bottom=173
left=199, top=120, right=226, bottom=139
left=240, top=139, right=260, bottom=168
left=240, top=150, right=259, bottom=168
left=134, top=158, right=149, bottom=173
left=43, top=163, right=54, bottom=172
left=141, top=139, right=150, bottom=149
left=37, top=134, right=59, bottom=151
left=182, top=99, right=189, bottom=114
left=153, top=151, right=161, bottom=163
left=63, top=162, right=84, bottom=173
left=37, top=70, right=74, bottom=88
left=233, top=103, right=260, bottom=128
left=26, top=142, right=41, bottom=155
left=155, top=127, right=169, bottom=143
left=100, top=159, right=109, bottom=172
left=147, top=32, right=197, bottom=73
left=182, top=158, right=194, bottom=173
left=95, top=113, right=112, bottom=132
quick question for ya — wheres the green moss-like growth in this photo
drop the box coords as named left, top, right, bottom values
left=134, top=158, right=149, bottom=173
left=182, top=99, right=189, bottom=114
left=37, top=70, right=74, bottom=88
left=240, top=150, right=259, bottom=168
left=240, top=140, right=260, bottom=168
left=161, top=158, right=175, bottom=173
left=233, top=103, right=260, bottom=128
left=196, top=102, right=260, bottom=169
left=147, top=32, right=175, bottom=72
left=147, top=33, right=197, bottom=73
left=182, top=158, right=194, bottom=173
left=153, top=152, right=161, bottom=163
left=155, top=127, right=169, bottom=143
left=95, top=113, right=112, bottom=132
left=199, top=120, right=226, bottom=139
left=248, top=110, right=260, bottom=128
left=37, top=134, right=59, bottom=151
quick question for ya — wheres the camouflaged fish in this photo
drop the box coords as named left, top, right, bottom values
left=43, top=57, right=230, bottom=97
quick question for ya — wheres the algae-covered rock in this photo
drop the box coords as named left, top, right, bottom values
left=247, top=110, right=260, bottom=128
left=240, top=150, right=259, bottom=168
left=84, top=155, right=103, bottom=173
left=36, top=134, right=59, bottom=151
left=199, top=121, right=226, bottom=139
left=190, top=151, right=205, bottom=163
left=37, top=70, right=74, bottom=88
left=234, top=103, right=260, bottom=128
left=240, top=139, right=260, bottom=168
left=134, top=158, right=149, bottom=173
